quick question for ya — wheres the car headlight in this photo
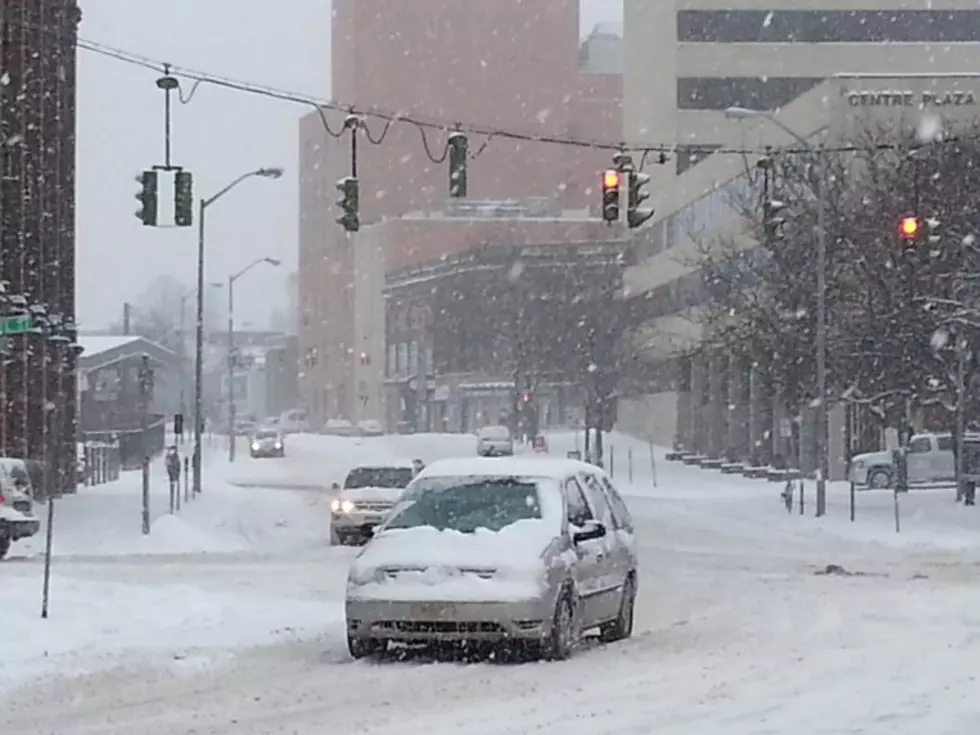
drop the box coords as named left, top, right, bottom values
left=251, top=443, right=260, bottom=451
left=348, top=566, right=386, bottom=587
left=331, top=498, right=356, bottom=513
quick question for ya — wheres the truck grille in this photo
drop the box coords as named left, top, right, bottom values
left=358, top=501, right=394, bottom=513
left=12, top=499, right=31, bottom=513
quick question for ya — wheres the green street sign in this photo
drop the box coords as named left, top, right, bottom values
left=0, top=314, right=32, bottom=335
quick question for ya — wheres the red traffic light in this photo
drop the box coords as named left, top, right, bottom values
left=898, top=215, right=920, bottom=240
left=520, top=392, right=533, bottom=404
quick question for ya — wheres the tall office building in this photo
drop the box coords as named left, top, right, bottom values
left=619, top=1, right=980, bottom=454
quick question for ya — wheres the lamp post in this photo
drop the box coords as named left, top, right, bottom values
left=192, top=167, right=283, bottom=495
left=226, top=257, right=281, bottom=462
left=725, top=106, right=829, bottom=517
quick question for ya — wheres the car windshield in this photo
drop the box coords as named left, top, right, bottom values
left=255, top=430, right=278, bottom=439
left=344, top=467, right=415, bottom=489
left=386, top=477, right=541, bottom=533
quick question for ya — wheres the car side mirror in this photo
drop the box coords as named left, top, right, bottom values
left=572, top=521, right=606, bottom=544
left=360, top=523, right=375, bottom=540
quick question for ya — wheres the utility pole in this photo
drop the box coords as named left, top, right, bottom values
left=138, top=354, right=153, bottom=535
left=227, top=274, right=236, bottom=462
left=123, top=302, right=131, bottom=335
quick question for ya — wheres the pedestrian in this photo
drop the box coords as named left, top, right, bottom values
left=166, top=445, right=181, bottom=496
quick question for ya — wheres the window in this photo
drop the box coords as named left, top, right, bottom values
left=344, top=466, right=416, bottom=489
left=937, top=436, right=955, bottom=452
left=907, top=437, right=932, bottom=454
left=677, top=10, right=980, bottom=44
left=579, top=472, right=618, bottom=529
left=600, top=477, right=634, bottom=532
left=677, top=77, right=823, bottom=112
left=564, top=477, right=594, bottom=527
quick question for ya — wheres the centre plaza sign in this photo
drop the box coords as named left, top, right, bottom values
left=846, top=89, right=977, bottom=107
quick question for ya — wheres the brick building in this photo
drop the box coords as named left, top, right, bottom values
left=0, top=1, right=80, bottom=489
left=298, top=0, right=621, bottom=425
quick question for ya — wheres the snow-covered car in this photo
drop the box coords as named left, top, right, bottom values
left=330, top=461, right=419, bottom=545
left=249, top=428, right=285, bottom=458
left=344, top=456, right=638, bottom=660
left=476, top=425, right=514, bottom=457
left=322, top=418, right=356, bottom=437
left=849, top=432, right=955, bottom=489
left=278, top=409, right=309, bottom=435
left=357, top=419, right=384, bottom=437
left=0, top=458, right=40, bottom=559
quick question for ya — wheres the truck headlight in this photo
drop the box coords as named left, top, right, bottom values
left=331, top=499, right=355, bottom=513
left=251, top=442, right=260, bottom=451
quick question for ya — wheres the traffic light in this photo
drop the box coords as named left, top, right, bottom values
left=448, top=132, right=468, bottom=198
left=898, top=214, right=921, bottom=242
left=336, top=177, right=360, bottom=232
left=174, top=170, right=194, bottom=227
left=763, top=198, right=786, bottom=241
left=520, top=392, right=533, bottom=404
left=359, top=351, right=370, bottom=365
left=135, top=171, right=158, bottom=226
left=627, top=170, right=654, bottom=229
left=601, top=170, right=620, bottom=224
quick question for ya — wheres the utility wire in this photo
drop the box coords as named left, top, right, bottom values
left=64, top=34, right=980, bottom=160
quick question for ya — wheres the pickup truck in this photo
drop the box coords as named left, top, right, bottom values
left=848, top=432, right=955, bottom=489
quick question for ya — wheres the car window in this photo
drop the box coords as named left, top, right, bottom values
left=578, top=472, right=617, bottom=528
left=907, top=437, right=932, bottom=454
left=564, top=476, right=593, bottom=527
left=255, top=430, right=278, bottom=439
left=936, top=436, right=955, bottom=452
left=385, top=479, right=541, bottom=533
left=600, top=476, right=634, bottom=532
left=479, top=426, right=510, bottom=440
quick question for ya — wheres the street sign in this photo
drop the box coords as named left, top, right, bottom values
left=0, top=314, right=31, bottom=335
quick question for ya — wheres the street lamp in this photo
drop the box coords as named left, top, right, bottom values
left=192, top=167, right=283, bottom=495
left=725, top=106, right=829, bottom=517
left=226, top=256, right=281, bottom=462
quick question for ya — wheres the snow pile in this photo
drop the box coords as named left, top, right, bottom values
left=0, top=574, right=339, bottom=693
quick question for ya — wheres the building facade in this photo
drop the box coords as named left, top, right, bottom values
left=0, top=1, right=80, bottom=491
left=619, top=1, right=980, bottom=474
left=298, top=0, right=621, bottom=427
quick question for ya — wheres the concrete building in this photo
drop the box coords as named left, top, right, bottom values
left=298, top=0, right=621, bottom=426
left=619, top=1, right=980, bottom=476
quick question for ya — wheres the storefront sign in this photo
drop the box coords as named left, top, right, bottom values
left=846, top=90, right=976, bottom=108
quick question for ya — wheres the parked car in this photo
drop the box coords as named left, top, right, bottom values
left=278, top=409, right=309, bottom=435
left=330, top=461, right=419, bottom=545
left=849, top=432, right=955, bottom=488
left=322, top=418, right=356, bottom=437
left=0, top=458, right=41, bottom=559
left=476, top=425, right=514, bottom=457
left=344, top=456, right=638, bottom=660
left=357, top=419, right=384, bottom=437
left=249, top=428, right=286, bottom=459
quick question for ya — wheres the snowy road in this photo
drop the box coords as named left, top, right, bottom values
left=4, top=433, right=980, bottom=733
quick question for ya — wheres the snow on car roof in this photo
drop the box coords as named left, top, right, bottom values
left=416, top=455, right=599, bottom=481
left=349, top=459, right=418, bottom=470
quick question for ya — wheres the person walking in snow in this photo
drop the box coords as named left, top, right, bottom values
left=166, top=446, right=181, bottom=495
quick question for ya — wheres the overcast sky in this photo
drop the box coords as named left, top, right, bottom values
left=75, top=0, right=622, bottom=331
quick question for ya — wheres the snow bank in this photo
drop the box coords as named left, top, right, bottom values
left=0, top=574, right=339, bottom=694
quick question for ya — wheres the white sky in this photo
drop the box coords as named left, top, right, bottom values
left=75, top=0, right=622, bottom=331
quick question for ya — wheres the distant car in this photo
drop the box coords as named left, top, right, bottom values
left=278, top=409, right=309, bottom=435
left=476, top=425, right=514, bottom=456
left=249, top=428, right=285, bottom=458
left=357, top=419, right=384, bottom=437
left=322, top=418, right=356, bottom=437
left=0, top=458, right=40, bottom=559
left=344, top=456, right=638, bottom=660
left=330, top=461, right=418, bottom=545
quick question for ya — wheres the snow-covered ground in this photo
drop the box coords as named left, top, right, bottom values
left=3, top=430, right=980, bottom=733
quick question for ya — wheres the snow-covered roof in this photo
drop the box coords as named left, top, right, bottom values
left=417, top=455, right=596, bottom=480
left=78, top=335, right=141, bottom=358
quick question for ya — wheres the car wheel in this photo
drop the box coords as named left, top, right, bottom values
left=867, top=468, right=891, bottom=489
left=330, top=528, right=343, bottom=546
left=599, top=575, right=636, bottom=643
left=347, top=635, right=384, bottom=660
left=0, top=537, right=9, bottom=560
left=542, top=593, right=576, bottom=661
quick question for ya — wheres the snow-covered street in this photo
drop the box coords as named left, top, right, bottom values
left=4, top=432, right=980, bottom=734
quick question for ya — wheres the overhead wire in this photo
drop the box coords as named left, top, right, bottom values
left=59, top=32, right=980, bottom=161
